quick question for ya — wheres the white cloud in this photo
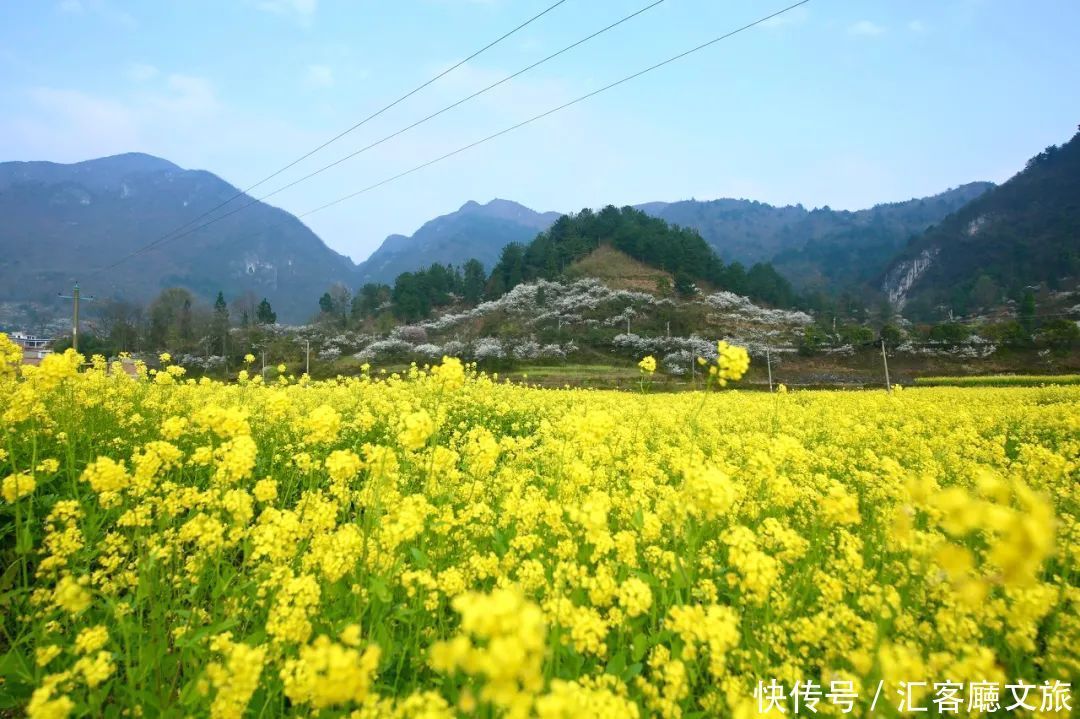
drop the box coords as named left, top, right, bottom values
left=57, top=0, right=136, bottom=28
left=761, top=5, right=810, bottom=29
left=848, top=20, right=885, bottom=37
left=11, top=87, right=142, bottom=158
left=9, top=75, right=218, bottom=159
left=153, top=74, right=218, bottom=117
left=907, top=20, right=928, bottom=33
left=417, top=60, right=579, bottom=122
left=0, top=76, right=322, bottom=170
left=253, top=0, right=317, bottom=22
left=305, top=64, right=334, bottom=88
left=127, top=63, right=159, bottom=82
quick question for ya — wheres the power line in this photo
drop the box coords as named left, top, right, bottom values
left=88, top=0, right=569, bottom=277
left=92, top=0, right=667, bottom=274
left=303, top=1, right=810, bottom=217
left=100, top=0, right=811, bottom=265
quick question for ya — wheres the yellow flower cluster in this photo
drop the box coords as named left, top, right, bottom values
left=0, top=332, right=22, bottom=376
left=3, top=472, right=36, bottom=502
left=711, top=340, right=751, bottom=386
left=637, top=355, right=657, bottom=374
left=204, top=633, right=266, bottom=719
left=281, top=634, right=380, bottom=709
left=431, top=588, right=547, bottom=717
left=1, top=352, right=1076, bottom=717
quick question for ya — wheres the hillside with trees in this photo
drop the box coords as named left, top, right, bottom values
left=487, top=205, right=796, bottom=307
left=884, top=126, right=1080, bottom=319
left=640, top=184, right=992, bottom=291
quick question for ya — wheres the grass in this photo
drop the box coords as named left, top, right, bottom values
left=914, top=374, right=1080, bottom=387
left=509, top=364, right=635, bottom=379
left=565, top=245, right=671, bottom=293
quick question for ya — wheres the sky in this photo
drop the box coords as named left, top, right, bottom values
left=2, top=0, right=1079, bottom=264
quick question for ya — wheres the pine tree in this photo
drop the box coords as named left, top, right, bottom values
left=256, top=298, right=277, bottom=325
left=462, top=259, right=486, bottom=305
left=212, top=291, right=229, bottom=355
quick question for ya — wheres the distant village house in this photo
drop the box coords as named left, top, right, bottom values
left=10, top=332, right=53, bottom=367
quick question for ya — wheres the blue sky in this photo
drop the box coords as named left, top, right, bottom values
left=2, top=0, right=1078, bottom=264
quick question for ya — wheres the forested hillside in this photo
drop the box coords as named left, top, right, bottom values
left=884, top=126, right=1080, bottom=318
left=343, top=206, right=797, bottom=327
left=642, top=184, right=993, bottom=295
left=487, top=205, right=796, bottom=306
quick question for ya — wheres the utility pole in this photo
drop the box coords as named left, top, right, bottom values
left=766, top=343, right=773, bottom=392
left=305, top=339, right=311, bottom=376
left=261, top=350, right=267, bottom=380
left=58, top=282, right=94, bottom=353
left=880, top=338, right=892, bottom=392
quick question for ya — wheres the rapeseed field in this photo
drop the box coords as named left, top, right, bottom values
left=1, top=336, right=1077, bottom=717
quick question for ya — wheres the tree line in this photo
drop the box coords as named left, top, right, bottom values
left=55, top=288, right=279, bottom=363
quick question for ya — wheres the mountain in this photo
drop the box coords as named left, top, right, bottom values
left=883, top=127, right=1080, bottom=318
left=354, top=199, right=560, bottom=285
left=0, top=151, right=1003, bottom=325
left=0, top=153, right=358, bottom=323
left=353, top=188, right=992, bottom=296
left=638, top=184, right=994, bottom=292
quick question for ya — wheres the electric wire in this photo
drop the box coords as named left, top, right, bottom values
left=87, top=0, right=570, bottom=276
left=90, top=0, right=667, bottom=275
left=93, top=0, right=812, bottom=269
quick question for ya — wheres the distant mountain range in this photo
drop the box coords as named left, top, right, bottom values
left=354, top=186, right=994, bottom=294
left=355, top=199, right=560, bottom=285
left=638, top=185, right=994, bottom=294
left=0, top=153, right=356, bottom=323
left=4, top=127, right=1077, bottom=323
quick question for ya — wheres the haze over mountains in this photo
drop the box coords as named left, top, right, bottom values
left=3, top=126, right=1078, bottom=324
left=355, top=199, right=561, bottom=286
left=0, top=153, right=356, bottom=323
left=357, top=185, right=994, bottom=292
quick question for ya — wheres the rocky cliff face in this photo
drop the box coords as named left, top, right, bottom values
left=882, top=248, right=939, bottom=308
left=879, top=127, right=1080, bottom=318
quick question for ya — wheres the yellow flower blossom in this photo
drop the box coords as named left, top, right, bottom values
left=2, top=472, right=36, bottom=502
left=1, top=355, right=1076, bottom=716
left=281, top=636, right=380, bottom=709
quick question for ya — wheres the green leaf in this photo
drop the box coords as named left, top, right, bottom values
left=0, top=649, right=32, bottom=681
left=631, top=632, right=649, bottom=662
left=369, top=576, right=392, bottom=603
left=408, top=546, right=429, bottom=569
left=0, top=560, right=21, bottom=594
left=605, top=651, right=627, bottom=678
